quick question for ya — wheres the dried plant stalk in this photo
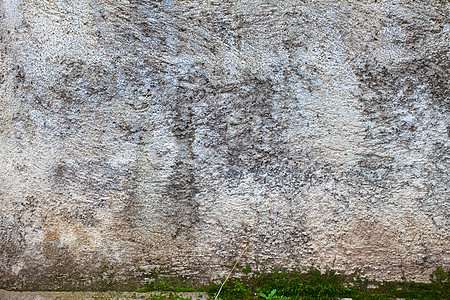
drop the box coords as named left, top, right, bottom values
left=214, top=246, right=249, bottom=300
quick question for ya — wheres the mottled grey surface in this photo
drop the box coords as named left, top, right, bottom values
left=0, top=0, right=449, bottom=290
left=0, top=290, right=207, bottom=300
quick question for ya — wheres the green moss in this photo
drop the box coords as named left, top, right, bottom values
left=242, top=265, right=252, bottom=274
left=136, top=270, right=201, bottom=293
left=137, top=267, right=449, bottom=300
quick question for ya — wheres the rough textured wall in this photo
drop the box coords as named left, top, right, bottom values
left=0, top=0, right=449, bottom=290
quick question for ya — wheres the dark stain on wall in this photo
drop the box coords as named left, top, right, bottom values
left=163, top=84, right=201, bottom=239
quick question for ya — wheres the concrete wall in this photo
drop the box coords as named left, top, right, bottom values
left=0, top=0, right=448, bottom=289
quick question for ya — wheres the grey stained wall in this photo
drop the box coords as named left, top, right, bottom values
left=0, top=0, right=449, bottom=290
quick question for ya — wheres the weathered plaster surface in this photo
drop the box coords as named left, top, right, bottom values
left=0, top=0, right=448, bottom=289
